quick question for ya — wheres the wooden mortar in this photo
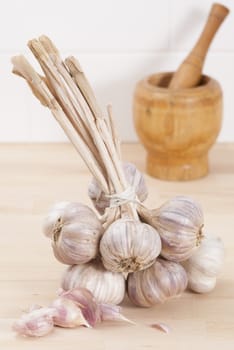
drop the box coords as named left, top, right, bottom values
left=133, top=72, right=222, bottom=181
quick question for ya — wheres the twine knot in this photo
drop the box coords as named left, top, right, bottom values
left=107, top=187, right=139, bottom=208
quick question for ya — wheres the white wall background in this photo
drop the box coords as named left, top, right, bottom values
left=0, top=0, right=233, bottom=142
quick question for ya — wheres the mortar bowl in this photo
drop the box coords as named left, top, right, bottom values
left=133, top=72, right=222, bottom=181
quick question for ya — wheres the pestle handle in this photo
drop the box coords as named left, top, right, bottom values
left=169, top=3, right=229, bottom=89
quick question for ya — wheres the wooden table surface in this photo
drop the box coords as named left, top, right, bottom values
left=0, top=143, right=234, bottom=349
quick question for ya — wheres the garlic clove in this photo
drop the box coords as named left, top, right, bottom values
left=88, top=162, right=148, bottom=215
left=61, top=260, right=126, bottom=305
left=127, top=258, right=188, bottom=307
left=59, top=287, right=100, bottom=327
left=51, top=297, right=90, bottom=328
left=43, top=202, right=103, bottom=265
left=100, top=218, right=161, bottom=273
left=99, top=303, right=134, bottom=324
left=12, top=307, right=56, bottom=337
left=59, top=287, right=133, bottom=325
left=138, top=196, right=204, bottom=262
left=182, top=234, right=224, bottom=293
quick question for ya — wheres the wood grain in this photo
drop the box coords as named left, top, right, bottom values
left=0, top=143, right=234, bottom=349
left=134, top=72, right=222, bottom=180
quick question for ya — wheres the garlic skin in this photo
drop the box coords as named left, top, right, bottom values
left=43, top=202, right=103, bottom=265
left=127, top=258, right=188, bottom=307
left=61, top=261, right=126, bottom=305
left=88, top=162, right=148, bottom=214
left=139, top=196, right=204, bottom=262
left=100, top=218, right=161, bottom=273
left=182, top=235, right=224, bottom=293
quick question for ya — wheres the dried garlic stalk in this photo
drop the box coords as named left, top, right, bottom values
left=12, top=36, right=161, bottom=273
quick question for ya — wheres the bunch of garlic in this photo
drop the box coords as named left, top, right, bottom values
left=14, top=35, right=225, bottom=321
left=42, top=187, right=224, bottom=309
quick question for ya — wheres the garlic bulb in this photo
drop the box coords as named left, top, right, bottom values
left=61, top=261, right=125, bottom=304
left=138, top=196, right=204, bottom=262
left=43, top=202, right=103, bottom=265
left=127, top=258, right=188, bottom=307
left=100, top=218, right=161, bottom=273
left=182, top=235, right=224, bottom=293
left=88, top=162, right=148, bottom=214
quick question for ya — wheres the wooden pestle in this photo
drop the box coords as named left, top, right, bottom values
left=169, top=3, right=229, bottom=89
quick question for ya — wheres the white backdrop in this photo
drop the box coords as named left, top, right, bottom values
left=0, top=0, right=233, bottom=142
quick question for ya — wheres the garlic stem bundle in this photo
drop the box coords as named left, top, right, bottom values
left=88, top=162, right=148, bottom=215
left=100, top=218, right=161, bottom=273
left=43, top=202, right=103, bottom=265
left=138, top=196, right=204, bottom=262
left=182, top=235, right=224, bottom=293
left=127, top=258, right=188, bottom=307
left=61, top=260, right=126, bottom=304
left=12, top=36, right=152, bottom=266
